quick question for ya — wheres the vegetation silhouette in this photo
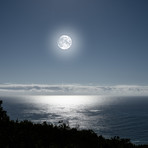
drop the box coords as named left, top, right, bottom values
left=0, top=100, right=148, bottom=148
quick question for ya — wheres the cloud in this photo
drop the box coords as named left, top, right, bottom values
left=0, top=83, right=148, bottom=96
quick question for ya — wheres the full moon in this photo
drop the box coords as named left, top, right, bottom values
left=58, top=35, right=72, bottom=50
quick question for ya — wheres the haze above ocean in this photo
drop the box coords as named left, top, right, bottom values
left=1, top=95, right=148, bottom=145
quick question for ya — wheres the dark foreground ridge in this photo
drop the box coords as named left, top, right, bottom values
left=0, top=100, right=148, bottom=148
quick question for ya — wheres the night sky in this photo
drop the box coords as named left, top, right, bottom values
left=0, top=0, right=148, bottom=86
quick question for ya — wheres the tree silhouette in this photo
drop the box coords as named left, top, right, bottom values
left=0, top=100, right=9, bottom=122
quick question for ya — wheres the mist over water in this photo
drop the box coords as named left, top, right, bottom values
left=1, top=95, right=148, bottom=144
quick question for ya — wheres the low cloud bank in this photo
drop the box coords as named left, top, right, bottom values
left=0, top=83, right=148, bottom=96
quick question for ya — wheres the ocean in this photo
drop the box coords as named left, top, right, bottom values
left=1, top=95, right=148, bottom=145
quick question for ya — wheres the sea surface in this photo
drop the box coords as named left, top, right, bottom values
left=1, top=95, right=148, bottom=145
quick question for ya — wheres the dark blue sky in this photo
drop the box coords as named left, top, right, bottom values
left=0, top=0, right=148, bottom=85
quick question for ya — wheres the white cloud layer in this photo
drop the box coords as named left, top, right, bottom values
left=0, top=83, right=148, bottom=96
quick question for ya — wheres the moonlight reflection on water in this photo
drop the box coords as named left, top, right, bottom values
left=2, top=95, right=148, bottom=144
